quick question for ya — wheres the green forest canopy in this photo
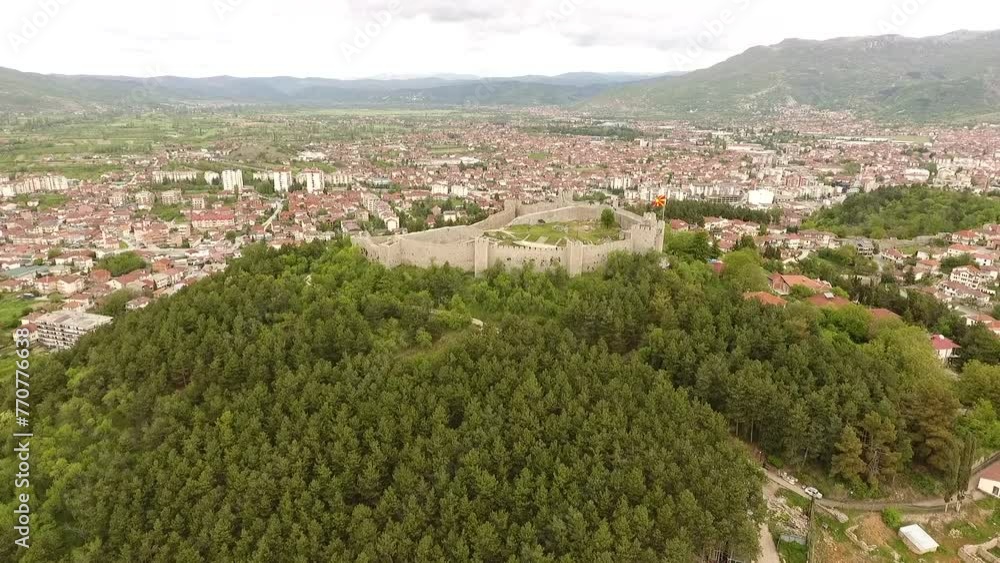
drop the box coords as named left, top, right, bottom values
left=805, top=186, right=1000, bottom=239
left=1, top=240, right=995, bottom=561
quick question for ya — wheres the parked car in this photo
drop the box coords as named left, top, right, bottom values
left=803, top=486, right=823, bottom=500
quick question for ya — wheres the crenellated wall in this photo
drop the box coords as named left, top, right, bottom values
left=353, top=194, right=665, bottom=277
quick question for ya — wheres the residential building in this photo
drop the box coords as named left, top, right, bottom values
left=272, top=169, right=293, bottom=193
left=301, top=169, right=325, bottom=194
left=152, top=171, right=198, bottom=183
left=135, top=191, right=155, bottom=209
left=160, top=190, right=182, bottom=206
left=743, top=292, right=787, bottom=307
left=222, top=170, right=244, bottom=192
left=930, top=335, right=959, bottom=363
left=36, top=311, right=113, bottom=350
left=806, top=292, right=852, bottom=309
left=768, top=273, right=832, bottom=296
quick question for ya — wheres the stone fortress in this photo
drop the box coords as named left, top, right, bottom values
left=353, top=193, right=666, bottom=276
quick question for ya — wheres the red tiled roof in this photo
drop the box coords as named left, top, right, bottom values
left=981, top=460, right=1000, bottom=482
left=806, top=293, right=852, bottom=309
left=870, top=308, right=901, bottom=321
left=744, top=292, right=787, bottom=307
left=930, top=335, right=960, bottom=351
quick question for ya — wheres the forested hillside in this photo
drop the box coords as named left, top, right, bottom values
left=805, top=186, right=1000, bottom=238
left=1, top=239, right=993, bottom=561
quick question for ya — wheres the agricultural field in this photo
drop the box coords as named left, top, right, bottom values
left=0, top=109, right=461, bottom=176
left=484, top=220, right=621, bottom=246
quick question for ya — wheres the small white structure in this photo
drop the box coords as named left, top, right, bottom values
left=978, top=461, right=1000, bottom=498
left=899, top=524, right=938, bottom=555
left=747, top=189, right=775, bottom=208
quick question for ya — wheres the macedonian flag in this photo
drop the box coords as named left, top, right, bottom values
left=652, top=195, right=667, bottom=208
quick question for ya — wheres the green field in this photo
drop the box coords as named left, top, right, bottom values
left=0, top=294, right=34, bottom=330
left=485, top=220, right=621, bottom=246
left=14, top=193, right=69, bottom=209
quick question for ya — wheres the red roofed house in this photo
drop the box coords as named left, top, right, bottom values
left=769, top=273, right=833, bottom=296
left=870, top=308, right=902, bottom=322
left=806, top=292, right=852, bottom=309
left=743, top=292, right=787, bottom=307
left=930, top=335, right=960, bottom=363
left=90, top=269, right=112, bottom=284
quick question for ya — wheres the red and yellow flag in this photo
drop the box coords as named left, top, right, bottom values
left=652, top=195, right=667, bottom=208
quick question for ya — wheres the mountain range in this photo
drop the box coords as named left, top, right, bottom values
left=1, top=30, right=998, bottom=121
left=589, top=29, right=1000, bottom=122
left=0, top=69, right=661, bottom=112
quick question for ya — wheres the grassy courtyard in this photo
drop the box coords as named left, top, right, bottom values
left=485, top=220, right=621, bottom=246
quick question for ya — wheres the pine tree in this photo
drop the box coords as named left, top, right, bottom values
left=831, top=426, right=865, bottom=485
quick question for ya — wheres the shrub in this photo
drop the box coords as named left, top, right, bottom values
left=882, top=508, right=903, bottom=530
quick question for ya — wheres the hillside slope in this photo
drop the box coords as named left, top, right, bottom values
left=590, top=30, right=1000, bottom=122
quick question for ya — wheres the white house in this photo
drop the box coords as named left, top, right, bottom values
left=930, top=335, right=960, bottom=363
left=978, top=461, right=1000, bottom=498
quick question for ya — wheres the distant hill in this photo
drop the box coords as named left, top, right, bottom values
left=4, top=30, right=1000, bottom=121
left=588, top=30, right=1000, bottom=122
left=0, top=68, right=653, bottom=112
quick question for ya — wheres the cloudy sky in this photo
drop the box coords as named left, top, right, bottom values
left=2, top=0, right=1000, bottom=78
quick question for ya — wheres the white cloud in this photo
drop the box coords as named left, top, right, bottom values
left=1, top=0, right=998, bottom=77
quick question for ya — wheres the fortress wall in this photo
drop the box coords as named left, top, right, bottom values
left=580, top=240, right=633, bottom=273
left=515, top=192, right=574, bottom=217
left=627, top=223, right=666, bottom=253
left=511, top=204, right=645, bottom=229
left=401, top=225, right=481, bottom=243
left=353, top=236, right=402, bottom=267
left=473, top=200, right=517, bottom=230
left=509, top=205, right=604, bottom=226
left=399, top=238, right=476, bottom=270
left=615, top=209, right=647, bottom=228
left=516, top=201, right=566, bottom=217
left=487, top=242, right=565, bottom=271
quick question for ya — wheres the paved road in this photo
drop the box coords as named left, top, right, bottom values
left=756, top=522, right=780, bottom=563
left=758, top=482, right=784, bottom=563
left=762, top=458, right=994, bottom=514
